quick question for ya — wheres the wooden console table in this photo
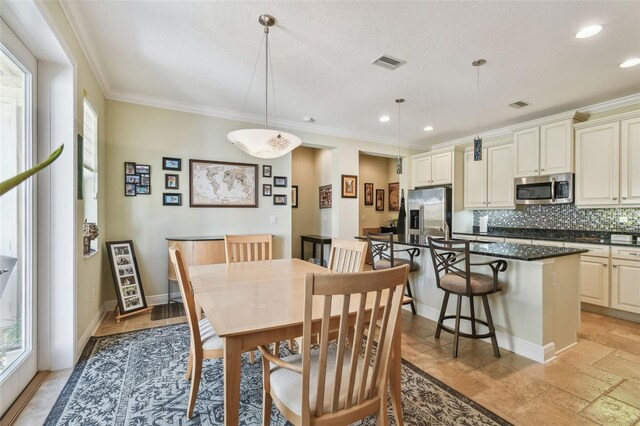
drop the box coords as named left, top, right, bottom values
left=166, top=236, right=226, bottom=305
left=299, top=234, right=332, bottom=265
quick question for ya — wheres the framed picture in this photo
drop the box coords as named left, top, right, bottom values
left=125, top=184, right=136, bottom=197
left=263, top=165, right=272, bottom=177
left=165, top=174, right=179, bottom=189
left=136, top=164, right=150, bottom=174
left=274, top=176, right=287, bottom=187
left=376, top=189, right=385, bottom=211
left=388, top=182, right=400, bottom=211
left=341, top=174, right=357, bottom=198
left=319, top=184, right=332, bottom=209
left=140, top=174, right=151, bottom=186
left=190, top=159, right=258, bottom=207
left=105, top=240, right=148, bottom=315
left=163, top=157, right=182, bottom=171
left=136, top=185, right=150, bottom=195
left=291, top=185, right=298, bottom=208
left=125, top=162, right=136, bottom=175
left=274, top=194, right=287, bottom=205
left=126, top=175, right=140, bottom=184
left=364, top=182, right=374, bottom=206
left=263, top=184, right=272, bottom=196
left=163, top=193, right=182, bottom=206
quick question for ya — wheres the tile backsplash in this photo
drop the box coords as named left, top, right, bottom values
left=473, top=205, right=640, bottom=233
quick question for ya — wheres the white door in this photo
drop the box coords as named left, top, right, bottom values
left=540, top=119, right=573, bottom=175
left=431, top=152, right=452, bottom=185
left=513, top=127, right=539, bottom=177
left=464, top=149, right=487, bottom=208
left=575, top=122, right=620, bottom=206
left=0, top=20, right=37, bottom=416
left=580, top=256, right=610, bottom=307
left=621, top=117, right=640, bottom=205
left=487, top=144, right=514, bottom=208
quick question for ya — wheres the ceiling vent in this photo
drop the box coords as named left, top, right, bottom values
left=371, top=54, right=406, bottom=70
left=509, top=100, right=530, bottom=109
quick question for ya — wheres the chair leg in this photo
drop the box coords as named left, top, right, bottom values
left=435, top=292, right=450, bottom=339
left=262, top=351, right=272, bottom=426
left=482, top=295, right=500, bottom=358
left=186, top=353, right=202, bottom=418
left=249, top=350, right=255, bottom=364
left=288, top=338, right=295, bottom=353
left=452, top=295, right=462, bottom=358
left=375, top=397, right=388, bottom=426
left=469, top=296, right=477, bottom=337
left=405, top=279, right=417, bottom=314
left=185, top=350, right=193, bottom=380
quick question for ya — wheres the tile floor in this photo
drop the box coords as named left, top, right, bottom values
left=11, top=309, right=640, bottom=425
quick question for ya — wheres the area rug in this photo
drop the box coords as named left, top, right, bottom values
left=150, top=302, right=186, bottom=320
left=44, top=324, right=511, bottom=425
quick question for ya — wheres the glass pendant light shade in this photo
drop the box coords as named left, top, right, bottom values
left=227, top=129, right=302, bottom=159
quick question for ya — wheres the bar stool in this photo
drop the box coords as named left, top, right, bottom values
left=427, top=237, right=507, bottom=358
left=367, top=232, right=419, bottom=314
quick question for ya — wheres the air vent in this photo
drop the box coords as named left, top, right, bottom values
left=509, top=101, right=529, bottom=109
left=371, top=54, right=406, bottom=70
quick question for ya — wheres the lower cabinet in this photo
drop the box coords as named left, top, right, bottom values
left=580, top=256, right=610, bottom=307
left=611, top=259, right=640, bottom=314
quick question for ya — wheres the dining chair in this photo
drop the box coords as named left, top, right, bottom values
left=224, top=234, right=273, bottom=263
left=367, top=232, right=419, bottom=314
left=224, top=234, right=279, bottom=360
left=258, top=265, right=409, bottom=426
left=169, top=245, right=223, bottom=418
left=327, top=239, right=368, bottom=273
left=427, top=238, right=507, bottom=358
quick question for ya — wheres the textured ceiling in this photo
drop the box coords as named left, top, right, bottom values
left=62, top=1, right=640, bottom=148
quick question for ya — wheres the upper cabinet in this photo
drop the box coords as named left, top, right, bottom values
left=412, top=151, right=452, bottom=187
left=464, top=144, right=514, bottom=209
left=513, top=119, right=576, bottom=177
left=575, top=111, right=640, bottom=207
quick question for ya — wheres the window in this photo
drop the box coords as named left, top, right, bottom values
left=83, top=99, right=98, bottom=255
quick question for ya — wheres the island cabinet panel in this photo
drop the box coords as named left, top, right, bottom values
left=513, top=127, right=539, bottom=177
left=621, top=116, right=640, bottom=205
left=540, top=119, right=573, bottom=175
left=580, top=256, right=610, bottom=307
left=463, top=149, right=487, bottom=208
left=611, top=259, right=640, bottom=314
left=576, top=122, right=620, bottom=206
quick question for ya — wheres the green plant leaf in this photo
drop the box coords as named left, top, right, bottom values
left=0, top=145, right=64, bottom=196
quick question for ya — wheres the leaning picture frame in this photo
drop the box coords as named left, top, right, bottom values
left=105, top=240, right=149, bottom=315
left=190, top=159, right=258, bottom=207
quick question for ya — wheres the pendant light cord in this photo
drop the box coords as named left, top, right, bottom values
left=265, top=25, right=269, bottom=129
left=476, top=64, right=480, bottom=138
left=240, top=34, right=265, bottom=125
left=397, top=101, right=401, bottom=158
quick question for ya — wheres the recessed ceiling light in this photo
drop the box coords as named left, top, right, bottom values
left=620, top=57, right=640, bottom=68
left=423, top=126, right=434, bottom=131
left=575, top=25, right=602, bottom=39
left=379, top=115, right=390, bottom=122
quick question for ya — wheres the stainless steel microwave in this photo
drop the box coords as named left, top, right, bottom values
left=514, top=173, right=574, bottom=205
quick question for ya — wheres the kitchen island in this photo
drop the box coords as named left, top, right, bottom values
left=360, top=234, right=588, bottom=363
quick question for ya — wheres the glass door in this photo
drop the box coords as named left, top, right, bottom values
left=0, top=19, right=37, bottom=416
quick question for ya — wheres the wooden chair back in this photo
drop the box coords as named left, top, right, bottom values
left=224, top=234, right=273, bottom=263
left=366, top=232, right=396, bottom=269
left=427, top=238, right=471, bottom=292
left=169, top=245, right=202, bottom=353
left=300, top=265, right=409, bottom=421
left=327, top=239, right=368, bottom=273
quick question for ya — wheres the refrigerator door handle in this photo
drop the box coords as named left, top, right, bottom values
left=419, top=205, right=424, bottom=235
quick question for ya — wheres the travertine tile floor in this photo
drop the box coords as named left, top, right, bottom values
left=12, top=309, right=640, bottom=425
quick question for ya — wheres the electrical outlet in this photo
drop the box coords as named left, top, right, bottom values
left=551, top=272, right=556, bottom=286
left=270, top=215, right=277, bottom=224
left=418, top=275, right=424, bottom=287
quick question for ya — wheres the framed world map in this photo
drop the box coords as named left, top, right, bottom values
left=189, top=159, right=258, bottom=207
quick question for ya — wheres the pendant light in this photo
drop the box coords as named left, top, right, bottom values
left=227, top=15, right=302, bottom=159
left=395, top=98, right=405, bottom=174
left=472, top=59, right=485, bottom=161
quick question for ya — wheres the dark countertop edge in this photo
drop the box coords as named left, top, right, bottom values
left=166, top=236, right=224, bottom=241
left=474, top=249, right=589, bottom=261
left=452, top=230, right=640, bottom=248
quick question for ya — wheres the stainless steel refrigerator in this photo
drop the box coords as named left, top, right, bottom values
left=407, top=187, right=452, bottom=239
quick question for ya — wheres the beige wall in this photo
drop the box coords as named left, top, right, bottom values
left=291, top=146, right=320, bottom=259
left=358, top=154, right=398, bottom=231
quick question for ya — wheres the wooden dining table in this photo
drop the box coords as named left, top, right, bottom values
left=189, top=258, right=404, bottom=426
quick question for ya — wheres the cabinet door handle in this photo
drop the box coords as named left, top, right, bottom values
left=534, top=169, right=538, bottom=172
left=0, top=268, right=8, bottom=275
left=622, top=196, right=627, bottom=200
left=613, top=197, right=618, bottom=200
left=541, top=168, right=545, bottom=171
left=630, top=252, right=639, bottom=256
left=612, top=264, right=618, bottom=268
left=602, top=263, right=607, bottom=267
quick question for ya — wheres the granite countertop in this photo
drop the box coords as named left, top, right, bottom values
left=453, top=227, right=640, bottom=247
left=359, top=234, right=588, bottom=261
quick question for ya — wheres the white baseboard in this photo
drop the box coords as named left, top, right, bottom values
left=413, top=301, right=557, bottom=363
left=75, top=302, right=109, bottom=361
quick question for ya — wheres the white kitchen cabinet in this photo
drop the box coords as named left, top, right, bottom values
left=463, top=149, right=487, bottom=208
left=575, top=122, right=620, bottom=206
left=412, top=151, right=452, bottom=187
left=621, top=116, right=640, bottom=205
left=580, top=256, right=610, bottom=307
left=487, top=144, right=514, bottom=208
left=464, top=145, right=513, bottom=209
left=513, top=120, right=574, bottom=178
left=611, top=259, right=640, bottom=314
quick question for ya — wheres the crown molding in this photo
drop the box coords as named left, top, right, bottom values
left=579, top=92, right=640, bottom=115
left=574, top=109, right=640, bottom=129
left=107, top=90, right=427, bottom=150
left=60, top=1, right=111, bottom=96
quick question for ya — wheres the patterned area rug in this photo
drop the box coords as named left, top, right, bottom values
left=45, top=324, right=511, bottom=425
